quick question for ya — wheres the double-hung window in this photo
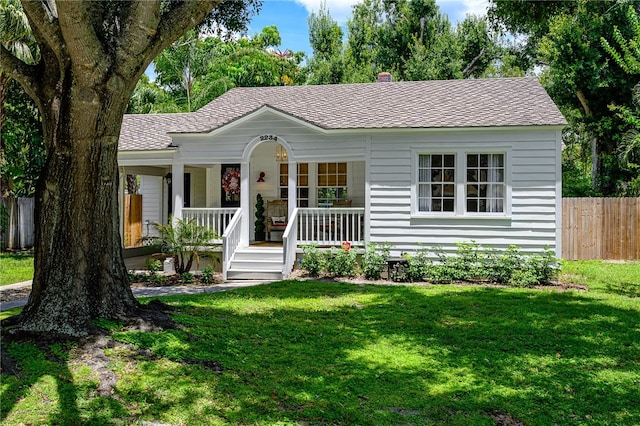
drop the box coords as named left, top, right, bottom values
left=415, top=151, right=506, bottom=216
left=418, top=154, right=456, bottom=212
left=466, top=153, right=505, bottom=213
left=317, top=162, right=347, bottom=207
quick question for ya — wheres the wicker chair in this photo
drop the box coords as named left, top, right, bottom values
left=266, top=200, right=288, bottom=241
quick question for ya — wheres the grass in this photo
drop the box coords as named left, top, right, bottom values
left=1, top=260, right=639, bottom=425
left=0, top=251, right=34, bottom=286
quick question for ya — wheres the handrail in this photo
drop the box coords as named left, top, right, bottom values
left=221, top=208, right=242, bottom=280
left=297, top=207, right=365, bottom=246
left=182, top=208, right=237, bottom=243
left=282, top=208, right=299, bottom=278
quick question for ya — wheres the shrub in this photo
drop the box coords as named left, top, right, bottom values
left=300, top=244, right=325, bottom=277
left=201, top=265, right=215, bottom=284
left=148, top=216, right=218, bottom=274
left=326, top=246, right=358, bottom=277
left=451, top=241, right=483, bottom=281
left=484, top=245, right=523, bottom=284
left=145, top=258, right=162, bottom=273
left=180, top=272, right=194, bottom=283
left=403, top=246, right=431, bottom=282
left=362, top=242, right=390, bottom=280
left=524, top=247, right=561, bottom=285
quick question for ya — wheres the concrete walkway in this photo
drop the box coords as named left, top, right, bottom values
left=0, top=280, right=273, bottom=312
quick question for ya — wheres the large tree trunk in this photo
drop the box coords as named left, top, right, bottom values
left=0, top=0, right=224, bottom=338
left=15, top=69, right=139, bottom=338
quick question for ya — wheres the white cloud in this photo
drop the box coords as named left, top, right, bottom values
left=292, top=0, right=489, bottom=25
left=292, top=0, right=360, bottom=23
left=444, top=0, right=489, bottom=18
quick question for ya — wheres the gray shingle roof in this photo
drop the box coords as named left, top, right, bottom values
left=120, top=112, right=190, bottom=151
left=119, top=77, right=566, bottom=151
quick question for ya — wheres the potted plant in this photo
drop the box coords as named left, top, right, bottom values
left=255, top=193, right=266, bottom=241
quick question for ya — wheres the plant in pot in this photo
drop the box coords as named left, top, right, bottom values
left=255, top=193, right=266, bottom=241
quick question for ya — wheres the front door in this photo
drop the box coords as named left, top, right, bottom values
left=221, top=164, right=241, bottom=207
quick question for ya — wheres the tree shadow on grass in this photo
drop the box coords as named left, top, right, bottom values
left=0, top=338, right=128, bottom=425
left=116, top=281, right=640, bottom=425
left=1, top=341, right=82, bottom=424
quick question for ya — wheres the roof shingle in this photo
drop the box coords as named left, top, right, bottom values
left=119, top=78, right=566, bottom=151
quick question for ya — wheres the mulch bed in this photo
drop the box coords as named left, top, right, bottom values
left=1, top=272, right=587, bottom=305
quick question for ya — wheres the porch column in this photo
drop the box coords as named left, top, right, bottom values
left=288, top=160, right=297, bottom=216
left=240, top=161, right=250, bottom=246
left=172, top=161, right=184, bottom=220
left=118, top=167, right=125, bottom=245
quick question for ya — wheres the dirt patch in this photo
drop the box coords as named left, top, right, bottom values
left=490, top=411, right=527, bottom=426
left=130, top=273, right=223, bottom=288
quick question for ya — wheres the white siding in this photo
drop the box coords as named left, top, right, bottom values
left=140, top=175, right=162, bottom=237
left=173, top=111, right=367, bottom=163
left=368, top=129, right=561, bottom=256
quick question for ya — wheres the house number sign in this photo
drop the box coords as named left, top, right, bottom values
left=260, top=134, right=278, bottom=141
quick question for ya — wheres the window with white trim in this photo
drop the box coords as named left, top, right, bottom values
left=466, top=153, right=505, bottom=213
left=279, top=163, right=309, bottom=207
left=317, top=162, right=347, bottom=206
left=415, top=151, right=507, bottom=215
left=418, top=154, right=455, bottom=212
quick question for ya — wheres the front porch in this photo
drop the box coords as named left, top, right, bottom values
left=182, top=207, right=365, bottom=280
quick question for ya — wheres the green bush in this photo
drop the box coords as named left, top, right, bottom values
left=403, top=246, right=431, bottom=282
left=484, top=245, right=523, bottom=284
left=200, top=265, right=215, bottom=284
left=362, top=242, right=390, bottom=280
left=326, top=247, right=358, bottom=277
left=148, top=216, right=218, bottom=274
left=145, top=258, right=162, bottom=273
left=180, top=272, right=194, bottom=283
left=300, top=244, right=325, bottom=277
left=451, top=241, right=483, bottom=281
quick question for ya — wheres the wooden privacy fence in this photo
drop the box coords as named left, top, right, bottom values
left=1, top=197, right=35, bottom=250
left=124, top=194, right=142, bottom=248
left=562, top=197, right=640, bottom=260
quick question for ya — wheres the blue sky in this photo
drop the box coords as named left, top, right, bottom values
left=247, top=0, right=489, bottom=58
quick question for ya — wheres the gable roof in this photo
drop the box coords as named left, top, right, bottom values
left=119, top=77, right=566, bottom=151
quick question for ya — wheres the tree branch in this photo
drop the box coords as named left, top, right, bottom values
left=118, top=0, right=161, bottom=59
left=151, top=0, right=222, bottom=61
left=0, top=44, right=42, bottom=101
left=55, top=0, right=108, bottom=82
left=576, top=90, right=591, bottom=116
left=20, top=0, right=64, bottom=58
left=462, top=47, right=486, bottom=78
left=114, top=0, right=221, bottom=89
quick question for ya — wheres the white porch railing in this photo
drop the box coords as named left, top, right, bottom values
left=221, top=208, right=242, bottom=280
left=297, top=208, right=365, bottom=246
left=282, top=208, right=299, bottom=277
left=182, top=208, right=237, bottom=243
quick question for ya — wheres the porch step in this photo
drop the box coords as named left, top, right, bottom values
left=226, top=247, right=285, bottom=281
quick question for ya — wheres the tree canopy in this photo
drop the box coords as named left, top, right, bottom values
left=0, top=0, right=260, bottom=338
left=488, top=0, right=640, bottom=196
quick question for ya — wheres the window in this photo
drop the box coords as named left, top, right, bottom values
left=317, top=162, right=347, bottom=206
left=466, top=154, right=505, bottom=213
left=414, top=151, right=507, bottom=216
left=418, top=154, right=455, bottom=212
left=280, top=163, right=309, bottom=207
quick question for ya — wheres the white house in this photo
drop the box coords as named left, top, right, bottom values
left=117, top=77, right=567, bottom=279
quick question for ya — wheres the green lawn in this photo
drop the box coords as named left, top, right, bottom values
left=2, top=261, right=639, bottom=425
left=0, top=251, right=34, bottom=286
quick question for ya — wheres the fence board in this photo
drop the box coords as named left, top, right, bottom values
left=562, top=197, right=640, bottom=260
left=1, top=197, right=35, bottom=250
left=124, top=194, right=142, bottom=248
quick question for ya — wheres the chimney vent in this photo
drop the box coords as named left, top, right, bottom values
left=377, top=72, right=392, bottom=82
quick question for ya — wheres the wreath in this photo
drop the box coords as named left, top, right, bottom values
left=222, top=169, right=241, bottom=195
